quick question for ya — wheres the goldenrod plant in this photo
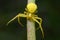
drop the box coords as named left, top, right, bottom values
left=7, top=0, right=44, bottom=40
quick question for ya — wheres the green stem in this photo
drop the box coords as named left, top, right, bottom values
left=27, top=20, right=36, bottom=40
left=27, top=0, right=35, bottom=3
left=27, top=0, right=36, bottom=40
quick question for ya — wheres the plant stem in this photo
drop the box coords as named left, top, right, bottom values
left=27, top=0, right=36, bottom=40
left=27, top=20, right=36, bottom=40
left=27, top=0, right=35, bottom=3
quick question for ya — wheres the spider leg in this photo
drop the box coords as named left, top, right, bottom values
left=7, top=13, right=27, bottom=25
left=17, top=14, right=27, bottom=27
left=6, top=14, right=18, bottom=25
left=32, top=17, right=44, bottom=38
left=35, top=17, right=42, bottom=30
left=18, top=16, right=24, bottom=27
left=35, top=17, right=42, bottom=23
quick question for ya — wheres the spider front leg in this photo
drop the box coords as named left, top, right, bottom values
left=17, top=14, right=26, bottom=27
left=32, top=17, right=44, bottom=38
left=7, top=13, right=27, bottom=25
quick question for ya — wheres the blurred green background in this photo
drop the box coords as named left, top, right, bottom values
left=0, top=0, right=60, bottom=40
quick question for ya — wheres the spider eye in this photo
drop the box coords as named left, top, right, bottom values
left=27, top=3, right=37, bottom=13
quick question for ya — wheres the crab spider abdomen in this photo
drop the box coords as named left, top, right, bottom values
left=27, top=3, right=37, bottom=13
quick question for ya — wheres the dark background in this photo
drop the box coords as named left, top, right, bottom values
left=0, top=0, right=60, bottom=40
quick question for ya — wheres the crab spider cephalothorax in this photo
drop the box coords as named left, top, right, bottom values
left=7, top=3, right=44, bottom=38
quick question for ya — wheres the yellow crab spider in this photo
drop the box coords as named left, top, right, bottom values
left=7, top=3, right=44, bottom=38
